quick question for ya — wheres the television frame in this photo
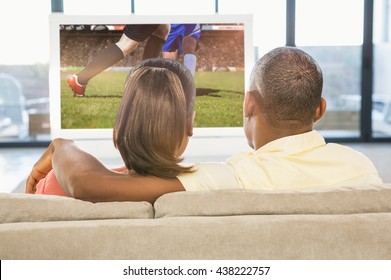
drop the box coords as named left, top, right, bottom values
left=49, top=13, right=254, bottom=140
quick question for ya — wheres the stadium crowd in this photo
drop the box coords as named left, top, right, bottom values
left=60, top=30, right=244, bottom=71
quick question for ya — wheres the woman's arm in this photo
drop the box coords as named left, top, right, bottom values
left=26, top=138, right=185, bottom=203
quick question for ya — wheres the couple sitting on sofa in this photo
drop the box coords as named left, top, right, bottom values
left=26, top=47, right=383, bottom=203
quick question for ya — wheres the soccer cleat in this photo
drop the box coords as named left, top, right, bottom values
left=67, top=75, right=86, bottom=97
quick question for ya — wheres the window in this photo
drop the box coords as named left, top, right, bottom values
left=296, top=0, right=364, bottom=138
left=0, top=1, right=51, bottom=143
left=135, top=0, right=215, bottom=15
left=219, top=0, right=286, bottom=58
left=373, top=0, right=391, bottom=137
left=64, top=0, right=132, bottom=15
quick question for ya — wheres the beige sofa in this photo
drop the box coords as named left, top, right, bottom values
left=1, top=184, right=391, bottom=260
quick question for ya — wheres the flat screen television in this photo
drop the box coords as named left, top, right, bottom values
left=49, top=13, right=254, bottom=141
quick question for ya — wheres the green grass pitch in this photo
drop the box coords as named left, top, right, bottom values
left=61, top=68, right=244, bottom=129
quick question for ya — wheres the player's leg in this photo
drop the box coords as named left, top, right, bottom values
left=162, top=50, right=178, bottom=60
left=67, top=35, right=136, bottom=97
left=68, top=25, right=158, bottom=97
left=182, top=36, right=198, bottom=77
left=182, top=24, right=201, bottom=77
left=75, top=33, right=133, bottom=84
left=142, top=24, right=170, bottom=59
left=116, top=34, right=140, bottom=56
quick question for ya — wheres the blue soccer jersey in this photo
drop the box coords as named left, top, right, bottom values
left=162, top=24, right=201, bottom=54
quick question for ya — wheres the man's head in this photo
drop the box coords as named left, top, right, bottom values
left=244, top=47, right=326, bottom=149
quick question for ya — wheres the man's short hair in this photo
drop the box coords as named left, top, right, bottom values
left=250, top=47, right=323, bottom=129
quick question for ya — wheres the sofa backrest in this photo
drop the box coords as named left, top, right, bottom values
left=154, top=184, right=391, bottom=218
left=2, top=184, right=391, bottom=222
left=0, top=193, right=154, bottom=223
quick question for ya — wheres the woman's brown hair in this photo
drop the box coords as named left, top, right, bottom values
left=113, top=58, right=195, bottom=178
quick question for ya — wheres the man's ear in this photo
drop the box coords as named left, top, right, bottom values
left=314, top=97, right=327, bottom=123
left=187, top=111, right=195, bottom=137
left=244, top=91, right=256, bottom=118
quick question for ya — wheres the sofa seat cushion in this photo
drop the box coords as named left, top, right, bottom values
left=0, top=193, right=153, bottom=223
left=2, top=213, right=391, bottom=259
left=154, top=184, right=391, bottom=218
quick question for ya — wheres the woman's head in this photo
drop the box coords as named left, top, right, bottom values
left=113, top=58, right=196, bottom=178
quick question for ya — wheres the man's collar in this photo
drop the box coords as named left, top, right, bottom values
left=255, top=130, right=326, bottom=156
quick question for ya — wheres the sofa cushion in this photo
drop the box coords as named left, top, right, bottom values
left=0, top=193, right=154, bottom=223
left=154, top=184, right=391, bottom=218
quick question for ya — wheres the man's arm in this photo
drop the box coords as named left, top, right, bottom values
left=27, top=138, right=185, bottom=203
left=26, top=138, right=64, bottom=194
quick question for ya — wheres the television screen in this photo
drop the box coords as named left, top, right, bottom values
left=49, top=14, right=254, bottom=140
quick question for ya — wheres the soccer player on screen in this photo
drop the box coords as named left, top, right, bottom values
left=162, top=24, right=201, bottom=77
left=67, top=24, right=170, bottom=97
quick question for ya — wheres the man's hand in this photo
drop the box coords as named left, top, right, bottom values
left=25, top=138, right=69, bottom=194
